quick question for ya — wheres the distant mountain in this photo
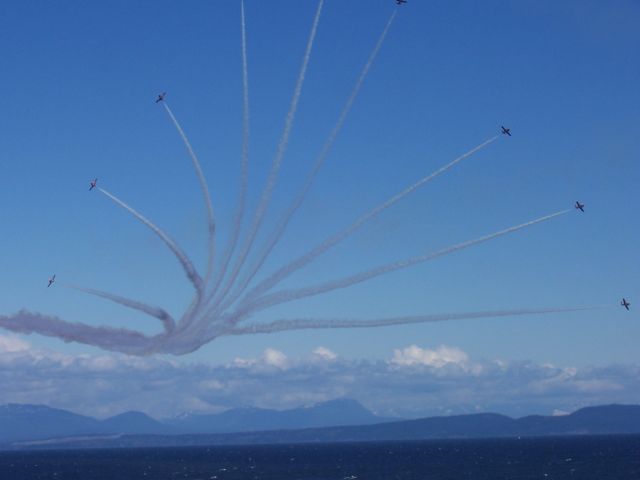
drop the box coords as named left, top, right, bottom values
left=100, top=411, right=173, bottom=436
left=169, top=398, right=391, bottom=434
left=0, top=404, right=101, bottom=443
left=0, top=399, right=392, bottom=445
left=10, top=404, right=640, bottom=450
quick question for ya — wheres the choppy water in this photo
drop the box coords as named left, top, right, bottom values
left=0, top=435, right=638, bottom=479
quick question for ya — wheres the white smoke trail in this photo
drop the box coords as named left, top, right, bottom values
left=65, top=285, right=175, bottom=332
left=214, top=0, right=324, bottom=308
left=0, top=7, right=600, bottom=358
left=207, top=0, right=252, bottom=303
left=98, top=187, right=204, bottom=294
left=227, top=306, right=606, bottom=336
left=238, top=209, right=572, bottom=316
left=0, top=310, right=160, bottom=355
left=234, top=135, right=501, bottom=309
left=162, top=102, right=217, bottom=282
left=223, top=10, right=398, bottom=309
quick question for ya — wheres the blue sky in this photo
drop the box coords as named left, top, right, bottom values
left=0, top=0, right=639, bottom=414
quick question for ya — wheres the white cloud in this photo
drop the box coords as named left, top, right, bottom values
left=262, top=348, right=288, bottom=369
left=233, top=348, right=289, bottom=370
left=232, top=356, right=257, bottom=368
left=0, top=339, right=638, bottom=420
left=312, top=346, right=337, bottom=361
left=0, top=335, right=30, bottom=353
left=390, top=344, right=469, bottom=368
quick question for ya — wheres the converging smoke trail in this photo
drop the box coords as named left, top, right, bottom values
left=238, top=209, right=572, bottom=316
left=65, top=285, right=176, bottom=332
left=227, top=306, right=606, bottom=336
left=207, top=0, right=252, bottom=304
left=223, top=10, right=399, bottom=310
left=215, top=0, right=325, bottom=308
left=236, top=135, right=501, bottom=307
left=0, top=6, right=604, bottom=358
left=98, top=187, right=204, bottom=295
left=162, top=102, right=217, bottom=282
left=0, top=310, right=158, bottom=355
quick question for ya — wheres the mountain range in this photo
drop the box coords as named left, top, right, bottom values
left=0, top=398, right=389, bottom=445
left=2, top=402, right=639, bottom=450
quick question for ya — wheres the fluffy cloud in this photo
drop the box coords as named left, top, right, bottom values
left=390, top=345, right=469, bottom=368
left=312, top=346, right=338, bottom=361
left=233, top=348, right=289, bottom=369
left=1, top=340, right=639, bottom=420
left=263, top=348, right=288, bottom=369
left=0, top=335, right=30, bottom=353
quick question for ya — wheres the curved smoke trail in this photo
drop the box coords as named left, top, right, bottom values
left=237, top=209, right=572, bottom=316
left=214, top=0, right=325, bottom=308
left=65, top=285, right=176, bottom=332
left=0, top=6, right=597, bottom=357
left=0, top=310, right=161, bottom=355
left=234, top=135, right=501, bottom=309
left=223, top=10, right=398, bottom=310
left=227, top=306, right=606, bottom=336
left=162, top=102, right=217, bottom=282
left=98, top=187, right=204, bottom=295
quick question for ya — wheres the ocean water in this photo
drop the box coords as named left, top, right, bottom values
left=0, top=435, right=638, bottom=479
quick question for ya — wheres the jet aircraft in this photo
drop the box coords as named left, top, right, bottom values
left=501, top=126, right=511, bottom=136
left=155, top=92, right=166, bottom=103
left=575, top=201, right=585, bottom=212
left=47, top=274, right=56, bottom=288
left=621, top=298, right=630, bottom=311
left=89, top=178, right=98, bottom=191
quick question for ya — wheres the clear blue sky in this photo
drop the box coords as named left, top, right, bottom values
left=1, top=0, right=638, bottom=374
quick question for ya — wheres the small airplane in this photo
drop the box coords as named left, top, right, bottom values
left=47, top=274, right=56, bottom=288
left=575, top=201, right=585, bottom=212
left=155, top=92, right=166, bottom=103
left=395, top=0, right=407, bottom=4
left=89, top=178, right=98, bottom=191
left=501, top=126, right=511, bottom=136
left=621, top=298, right=630, bottom=311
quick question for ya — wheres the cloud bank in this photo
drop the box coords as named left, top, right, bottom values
left=1, top=335, right=638, bottom=420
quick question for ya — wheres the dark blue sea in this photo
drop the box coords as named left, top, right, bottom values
left=0, top=436, right=638, bottom=479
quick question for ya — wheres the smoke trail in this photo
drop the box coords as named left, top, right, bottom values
left=162, top=102, right=217, bottom=282
left=224, top=10, right=398, bottom=309
left=239, top=209, right=572, bottom=316
left=65, top=285, right=175, bottom=332
left=0, top=310, right=160, bottom=355
left=214, top=0, right=324, bottom=308
left=235, top=135, right=501, bottom=308
left=227, top=306, right=606, bottom=336
left=99, top=187, right=204, bottom=294
left=207, top=0, right=252, bottom=303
